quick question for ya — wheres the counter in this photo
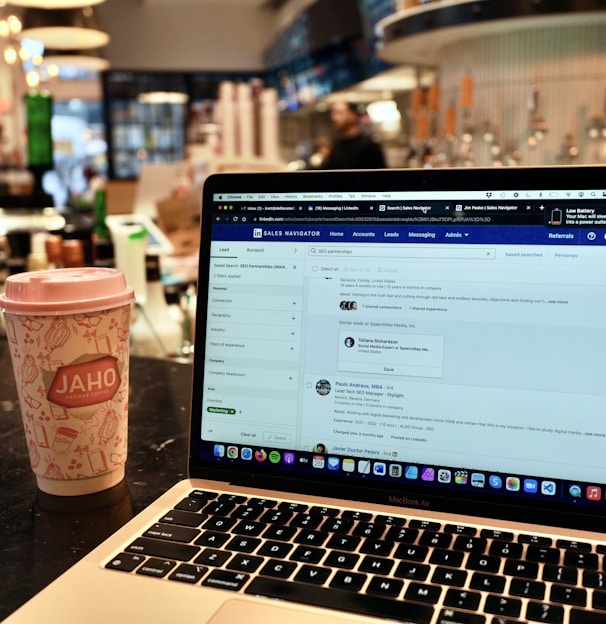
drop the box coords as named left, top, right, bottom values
left=0, top=338, right=193, bottom=621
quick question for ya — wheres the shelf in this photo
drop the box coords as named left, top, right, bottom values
left=377, top=0, right=606, bottom=65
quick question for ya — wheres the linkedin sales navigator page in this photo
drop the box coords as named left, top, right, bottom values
left=202, top=190, right=606, bottom=485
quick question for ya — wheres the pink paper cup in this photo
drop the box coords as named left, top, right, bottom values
left=1, top=268, right=135, bottom=496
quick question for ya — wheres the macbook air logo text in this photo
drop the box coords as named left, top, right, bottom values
left=389, top=494, right=431, bottom=508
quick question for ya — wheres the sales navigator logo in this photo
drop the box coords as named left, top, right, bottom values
left=253, top=228, right=320, bottom=239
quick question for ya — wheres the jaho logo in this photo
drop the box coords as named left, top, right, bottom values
left=47, top=356, right=121, bottom=408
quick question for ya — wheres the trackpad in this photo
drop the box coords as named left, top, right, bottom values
left=208, top=599, right=355, bottom=624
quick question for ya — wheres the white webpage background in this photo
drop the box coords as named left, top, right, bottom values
left=202, top=241, right=606, bottom=483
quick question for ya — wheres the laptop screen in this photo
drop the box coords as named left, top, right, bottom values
left=192, top=166, right=606, bottom=529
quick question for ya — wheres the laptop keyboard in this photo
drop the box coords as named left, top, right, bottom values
left=105, top=489, right=606, bottom=624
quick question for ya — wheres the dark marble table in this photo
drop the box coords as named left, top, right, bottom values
left=0, top=337, right=192, bottom=621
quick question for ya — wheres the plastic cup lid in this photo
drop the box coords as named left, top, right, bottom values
left=0, top=267, right=135, bottom=315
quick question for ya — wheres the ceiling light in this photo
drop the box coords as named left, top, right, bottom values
left=19, top=6, right=109, bottom=50
left=8, top=0, right=106, bottom=8
left=138, top=91, right=189, bottom=105
left=43, top=47, right=109, bottom=71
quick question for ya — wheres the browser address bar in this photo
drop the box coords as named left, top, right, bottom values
left=308, top=245, right=495, bottom=260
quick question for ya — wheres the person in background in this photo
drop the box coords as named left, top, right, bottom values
left=322, top=101, right=386, bottom=170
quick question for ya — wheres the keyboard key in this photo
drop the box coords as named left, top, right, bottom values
left=309, top=506, right=339, bottom=517
left=359, top=556, right=394, bottom=576
left=542, top=565, right=577, bottom=585
left=594, top=590, right=606, bottom=610
left=291, top=514, right=322, bottom=530
left=232, top=506, right=263, bottom=520
left=549, top=584, right=587, bottom=607
left=429, top=549, right=464, bottom=568
left=189, top=489, right=217, bottom=501
left=367, top=576, right=404, bottom=598
left=410, top=519, right=441, bottom=531
left=583, top=570, right=606, bottom=589
left=106, top=552, right=145, bottom=572
left=226, top=554, right=263, bottom=573
left=404, top=582, right=442, bottom=604
left=466, top=554, right=501, bottom=574
left=126, top=537, right=199, bottom=561
left=294, top=530, right=328, bottom=546
left=201, top=516, right=237, bottom=532
left=431, top=567, right=467, bottom=587
left=556, top=539, right=591, bottom=551
left=290, top=545, right=325, bottom=564
left=564, top=550, right=599, bottom=569
left=570, top=609, right=606, bottom=624
left=277, top=501, right=307, bottom=513
left=342, top=510, right=372, bottom=522
left=248, top=497, right=277, bottom=508
left=136, top=558, right=176, bottom=578
left=480, top=529, right=514, bottom=541
left=525, top=546, right=560, bottom=564
left=262, top=524, right=296, bottom=542
left=443, top=589, right=481, bottom=611
left=144, top=523, right=199, bottom=543
left=260, top=559, right=297, bottom=579
left=217, top=493, right=246, bottom=504
left=518, top=534, right=552, bottom=547
left=326, top=534, right=361, bottom=551
left=260, top=509, right=293, bottom=524
left=445, top=524, right=477, bottom=536
left=360, top=538, right=394, bottom=556
left=509, top=579, right=545, bottom=600
left=257, top=541, right=292, bottom=559
left=375, top=514, right=405, bottom=526
left=174, top=497, right=205, bottom=512
left=245, top=578, right=434, bottom=623
left=324, top=551, right=359, bottom=570
left=203, top=569, right=249, bottom=591
left=168, top=563, right=207, bottom=584
left=194, top=548, right=230, bottom=567
left=394, top=561, right=430, bottom=581
left=294, top=564, right=331, bottom=585
left=385, top=526, right=419, bottom=543
left=419, top=532, right=452, bottom=548
left=489, top=540, right=523, bottom=558
left=203, top=501, right=236, bottom=516
left=484, top=595, right=522, bottom=618
left=525, top=602, right=564, bottom=623
left=194, top=531, right=230, bottom=548
left=437, top=609, right=486, bottom=624
left=321, top=517, right=353, bottom=533
left=159, top=509, right=206, bottom=528
left=330, top=571, right=367, bottom=591
left=225, top=536, right=261, bottom=553
left=394, top=543, right=429, bottom=562
left=470, top=572, right=506, bottom=593
left=503, top=559, right=539, bottom=579
left=453, top=536, right=487, bottom=554
left=353, top=523, right=386, bottom=539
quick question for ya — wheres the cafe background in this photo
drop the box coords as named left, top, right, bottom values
left=1, top=0, right=606, bottom=357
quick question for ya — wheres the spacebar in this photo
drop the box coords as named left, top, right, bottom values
left=245, top=577, right=434, bottom=623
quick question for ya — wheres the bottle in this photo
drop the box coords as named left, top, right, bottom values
left=92, top=188, right=114, bottom=268
left=130, top=254, right=182, bottom=358
left=27, top=231, right=49, bottom=271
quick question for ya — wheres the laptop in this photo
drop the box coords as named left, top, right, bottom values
left=6, top=165, right=606, bottom=624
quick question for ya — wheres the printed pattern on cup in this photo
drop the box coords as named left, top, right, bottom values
left=6, top=305, right=131, bottom=484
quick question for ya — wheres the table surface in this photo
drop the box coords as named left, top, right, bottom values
left=0, top=338, right=193, bottom=621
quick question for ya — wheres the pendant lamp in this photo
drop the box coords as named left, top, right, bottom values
left=19, top=6, right=109, bottom=50
left=43, top=47, right=109, bottom=72
left=8, top=1, right=105, bottom=7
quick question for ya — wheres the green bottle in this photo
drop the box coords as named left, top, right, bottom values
left=93, top=188, right=111, bottom=240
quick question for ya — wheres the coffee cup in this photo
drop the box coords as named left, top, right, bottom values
left=1, top=268, right=134, bottom=496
